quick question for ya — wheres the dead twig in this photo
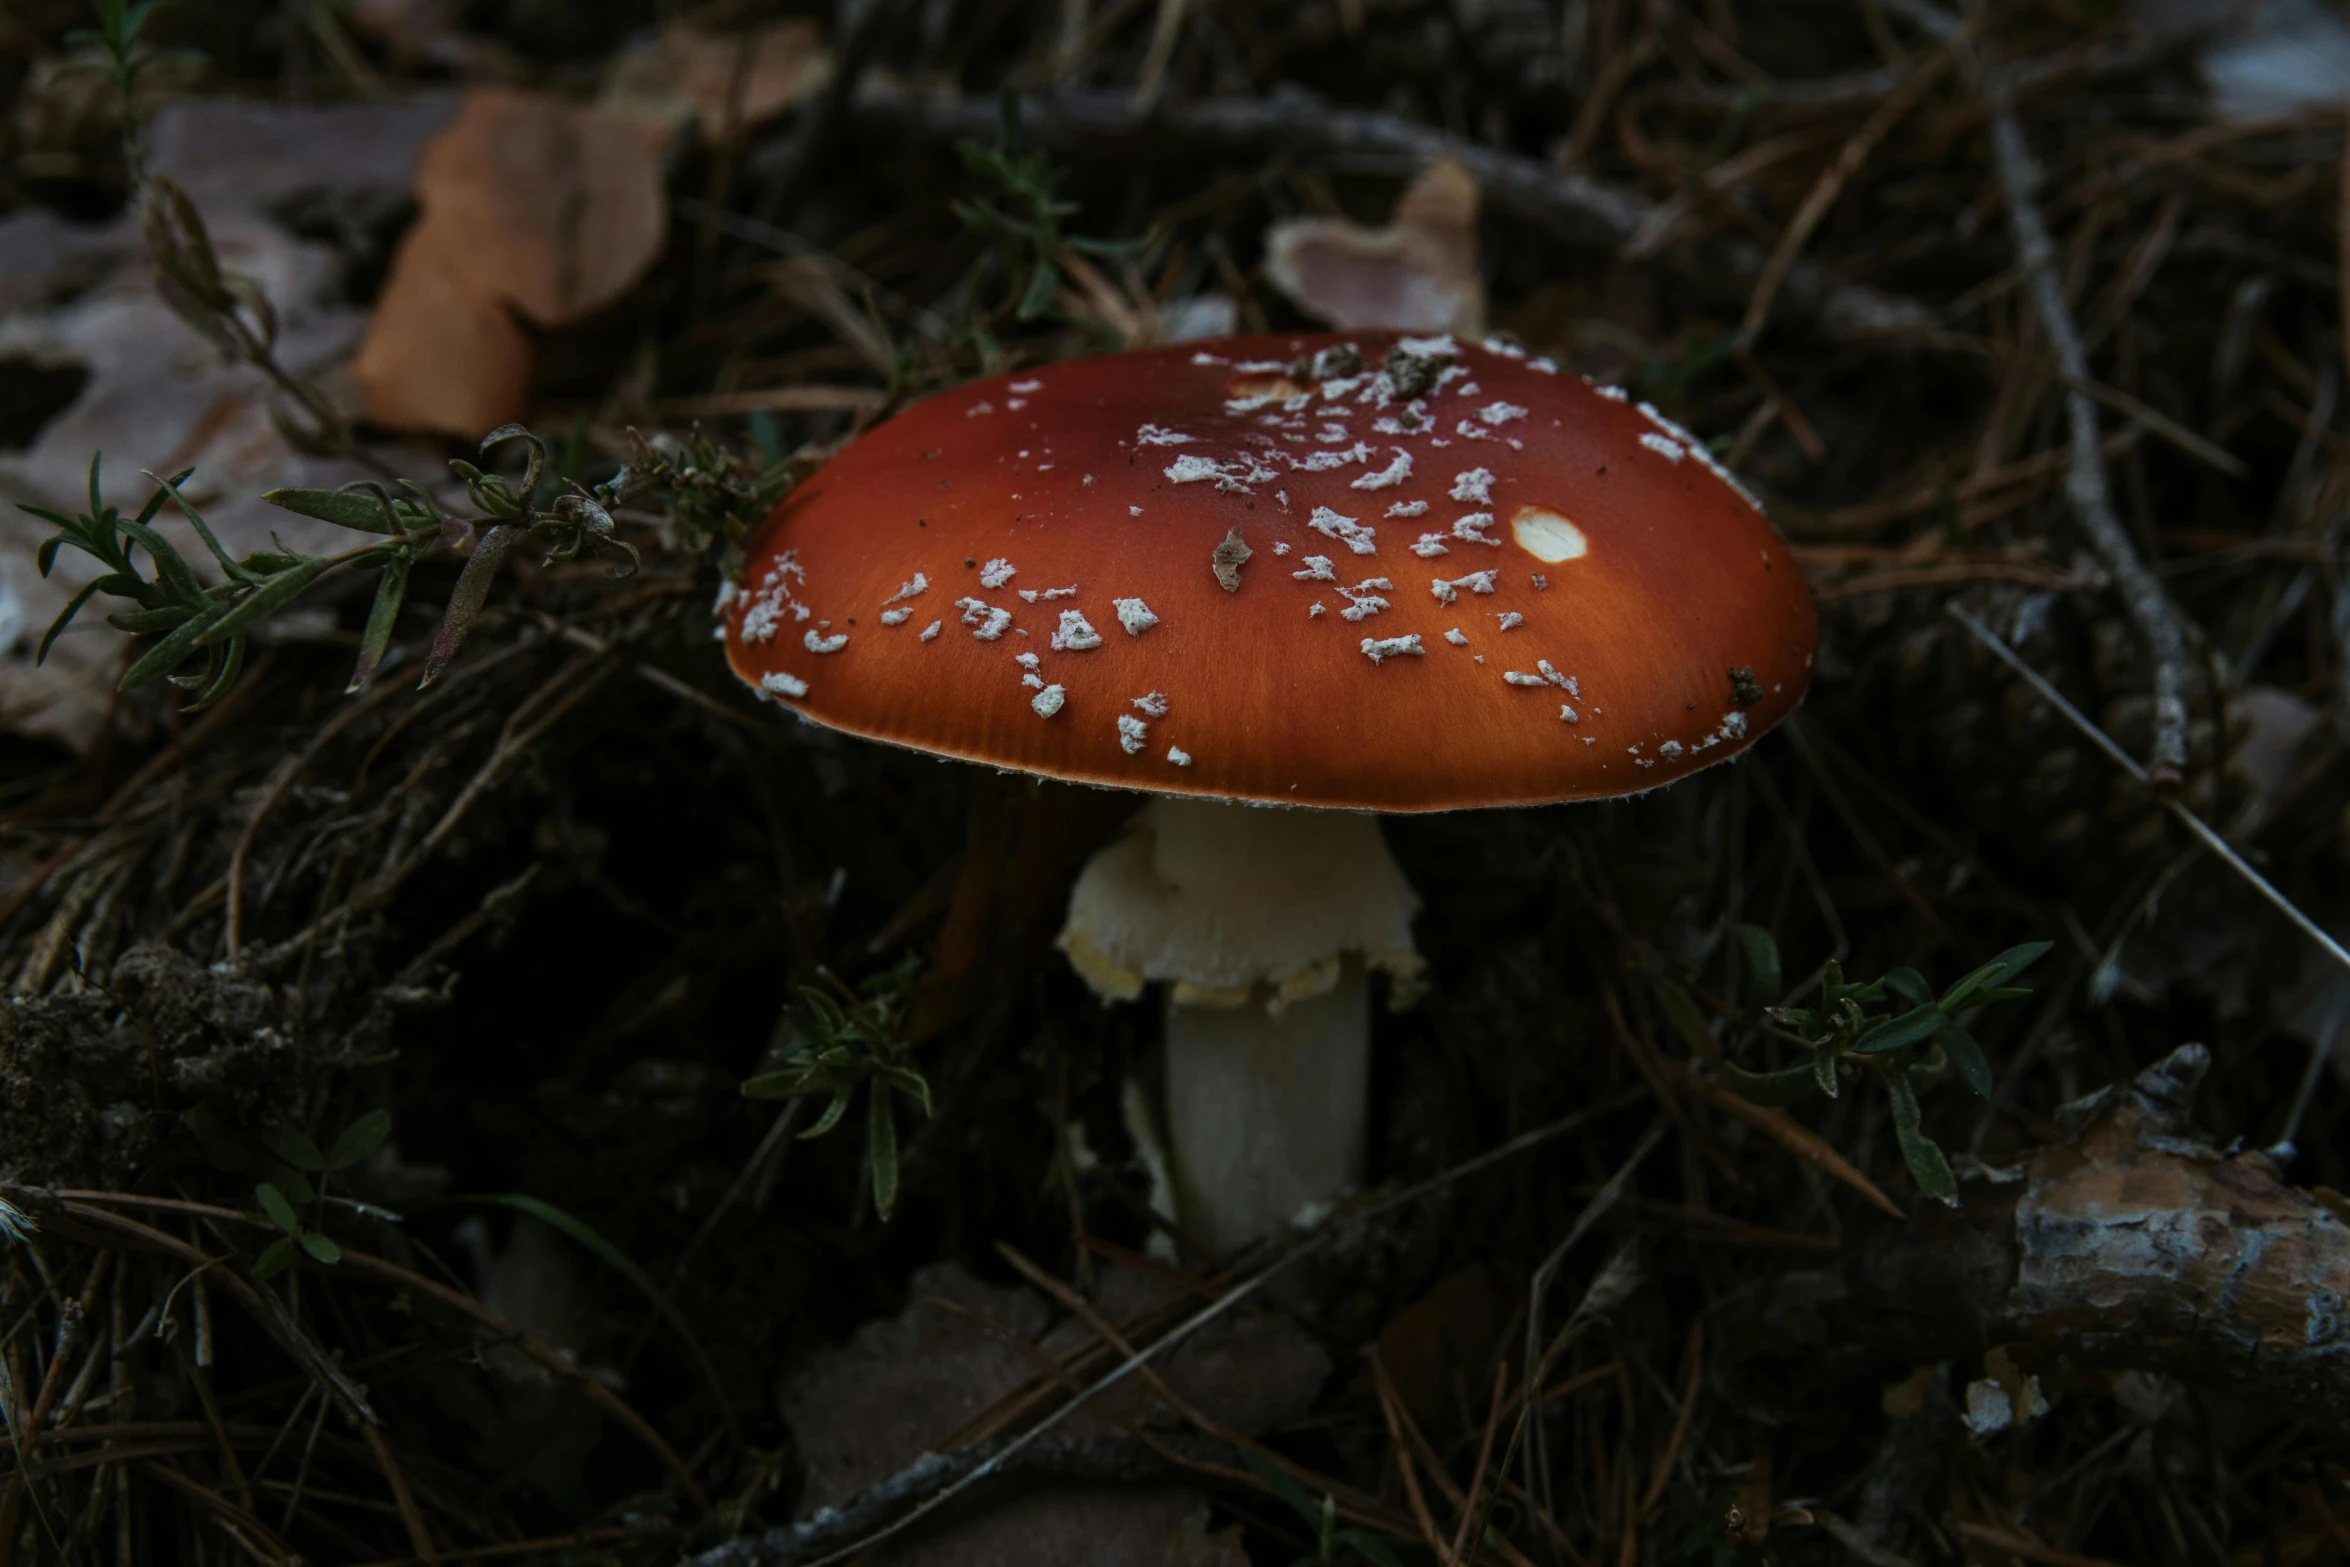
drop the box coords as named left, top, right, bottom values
left=1893, top=0, right=2196, bottom=787
left=1446, top=1360, right=1508, bottom=1565
left=357, top=1422, right=435, bottom=1564
left=1667, top=1059, right=1906, bottom=1220
left=1519, top=1121, right=1665, bottom=1545
left=1365, top=1352, right=1453, bottom=1562
left=1946, top=608, right=2350, bottom=983
left=837, top=85, right=1937, bottom=346
left=686, top=1090, right=1645, bottom=1567
left=1739, top=43, right=1958, bottom=347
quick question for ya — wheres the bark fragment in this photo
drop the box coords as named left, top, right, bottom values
left=1846, top=1045, right=2350, bottom=1431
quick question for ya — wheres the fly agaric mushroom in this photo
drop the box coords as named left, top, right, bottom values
left=724, top=332, right=1817, bottom=1254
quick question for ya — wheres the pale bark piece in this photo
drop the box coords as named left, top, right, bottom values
left=1264, top=157, right=1486, bottom=336
left=1845, top=1045, right=2350, bottom=1432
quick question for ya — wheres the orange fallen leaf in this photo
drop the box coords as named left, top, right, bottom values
left=355, top=88, right=672, bottom=436
left=354, top=218, right=535, bottom=437
left=1264, top=156, right=1485, bottom=336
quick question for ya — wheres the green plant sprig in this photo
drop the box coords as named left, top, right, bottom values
left=743, top=956, right=931, bottom=1222
left=63, top=0, right=188, bottom=173
left=1239, top=1449, right=1406, bottom=1567
left=625, top=426, right=808, bottom=582
left=1659, top=929, right=2051, bottom=1203
left=248, top=1110, right=393, bottom=1280
left=952, top=91, right=1136, bottom=327
left=23, top=425, right=650, bottom=709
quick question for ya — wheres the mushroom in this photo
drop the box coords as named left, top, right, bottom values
left=723, top=332, right=1818, bottom=1254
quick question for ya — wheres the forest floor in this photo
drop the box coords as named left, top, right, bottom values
left=1, top=0, right=2348, bottom=1563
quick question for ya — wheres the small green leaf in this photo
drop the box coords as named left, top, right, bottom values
left=417, top=524, right=517, bottom=687
left=1717, top=1059, right=1817, bottom=1108
left=1731, top=923, right=1782, bottom=1005
left=799, top=1086, right=855, bottom=1138
left=1812, top=1042, right=1841, bottom=1099
left=298, top=1230, right=342, bottom=1265
left=146, top=470, right=255, bottom=584
left=1936, top=1016, right=1994, bottom=1098
left=477, top=424, right=545, bottom=500
left=115, top=603, right=220, bottom=692
left=1875, top=1064, right=1956, bottom=1205
left=740, top=1069, right=797, bottom=1101
left=184, top=634, right=248, bottom=712
left=1881, top=968, right=1934, bottom=1009
left=252, top=1235, right=296, bottom=1280
left=868, top=1082, right=901, bottom=1222
left=881, top=1064, right=935, bottom=1120
left=1334, top=1530, right=1405, bottom=1567
left=36, top=582, right=104, bottom=665
left=1239, top=1448, right=1321, bottom=1526
left=262, top=1165, right=318, bottom=1206
left=17, top=503, right=81, bottom=534
left=1017, top=259, right=1059, bottom=320
left=348, top=553, right=411, bottom=694
left=106, top=606, right=193, bottom=635
left=112, top=515, right=207, bottom=605
left=260, top=1124, right=327, bottom=1173
left=264, top=486, right=403, bottom=532
left=1852, top=1005, right=1949, bottom=1056
left=327, top=1109, right=393, bottom=1171
left=255, top=1182, right=301, bottom=1234
left=1941, top=939, right=2055, bottom=1012
left=195, top=558, right=328, bottom=646
left=133, top=471, right=192, bottom=530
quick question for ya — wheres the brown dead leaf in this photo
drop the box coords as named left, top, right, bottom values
left=604, top=21, right=832, bottom=145
left=1727, top=1445, right=1773, bottom=1547
left=1879, top=1366, right=1934, bottom=1419
left=1264, top=156, right=1486, bottom=336
left=1375, top=1260, right=1522, bottom=1443
left=354, top=89, right=672, bottom=435
left=417, top=89, right=671, bottom=328
left=352, top=218, right=535, bottom=436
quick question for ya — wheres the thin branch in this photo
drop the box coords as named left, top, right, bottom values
left=686, top=1089, right=1647, bottom=1567
left=832, top=85, right=1938, bottom=346
left=1518, top=1122, right=1665, bottom=1537
left=1945, top=607, right=2350, bottom=982
left=1893, top=0, right=2195, bottom=784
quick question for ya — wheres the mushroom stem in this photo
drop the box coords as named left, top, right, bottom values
left=1059, top=796, right=1422, bottom=1255
left=1163, top=956, right=1370, bottom=1256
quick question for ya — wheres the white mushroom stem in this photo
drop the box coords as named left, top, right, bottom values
left=1162, top=958, right=1370, bottom=1256
left=1059, top=796, right=1423, bottom=1255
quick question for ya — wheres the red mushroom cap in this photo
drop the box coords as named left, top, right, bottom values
left=723, top=331, right=1817, bottom=812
